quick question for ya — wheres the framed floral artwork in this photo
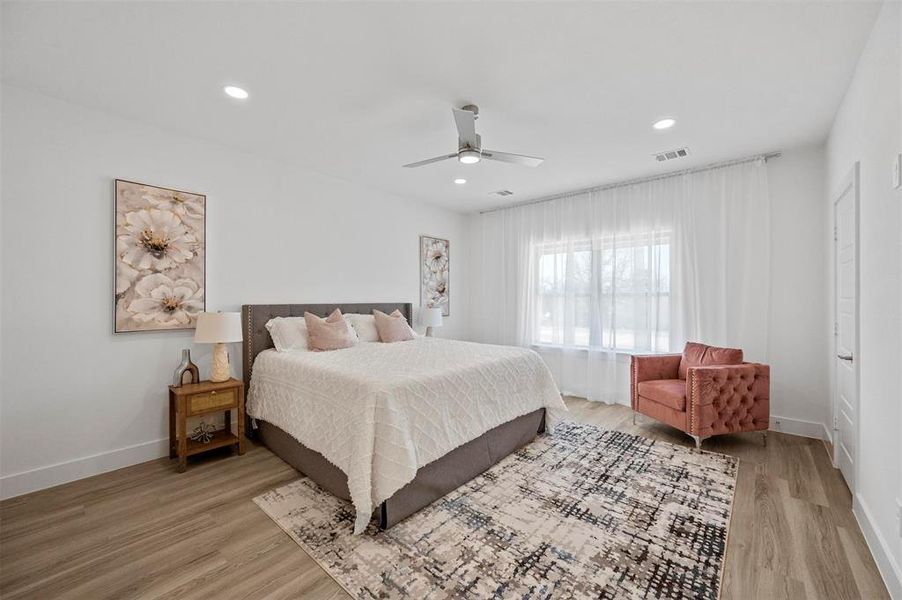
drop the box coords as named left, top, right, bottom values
left=420, top=235, right=449, bottom=317
left=114, top=179, right=205, bottom=332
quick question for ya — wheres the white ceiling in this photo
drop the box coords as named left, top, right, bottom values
left=2, top=1, right=881, bottom=212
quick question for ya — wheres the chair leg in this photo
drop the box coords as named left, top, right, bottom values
left=632, top=412, right=637, bottom=426
left=690, top=434, right=702, bottom=450
left=762, top=431, right=768, bottom=447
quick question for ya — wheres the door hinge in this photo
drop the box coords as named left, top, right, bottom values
left=834, top=322, right=838, bottom=336
left=833, top=226, right=838, bottom=242
left=833, top=416, right=839, bottom=430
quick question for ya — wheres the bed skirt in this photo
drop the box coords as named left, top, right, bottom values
left=256, top=408, right=546, bottom=529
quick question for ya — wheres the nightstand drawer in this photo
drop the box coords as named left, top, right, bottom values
left=187, top=389, right=236, bottom=415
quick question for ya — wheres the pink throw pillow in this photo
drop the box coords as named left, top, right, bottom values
left=304, top=309, right=356, bottom=351
left=373, top=309, right=415, bottom=343
left=678, top=341, right=743, bottom=379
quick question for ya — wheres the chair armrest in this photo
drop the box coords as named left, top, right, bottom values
left=687, top=363, right=770, bottom=435
left=630, top=354, right=682, bottom=410
left=631, top=354, right=682, bottom=383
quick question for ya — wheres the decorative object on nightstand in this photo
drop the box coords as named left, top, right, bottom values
left=172, top=349, right=200, bottom=387
left=168, top=378, right=245, bottom=472
left=422, top=306, right=443, bottom=337
left=194, top=312, right=242, bottom=382
left=189, top=421, right=215, bottom=444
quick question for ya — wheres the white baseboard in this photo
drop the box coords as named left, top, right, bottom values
left=768, top=414, right=828, bottom=440
left=853, top=496, right=902, bottom=599
left=821, top=422, right=834, bottom=446
left=0, top=437, right=170, bottom=500
left=1, top=416, right=241, bottom=500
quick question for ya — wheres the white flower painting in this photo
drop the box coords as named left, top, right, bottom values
left=115, top=180, right=205, bottom=332
left=420, top=236, right=449, bottom=316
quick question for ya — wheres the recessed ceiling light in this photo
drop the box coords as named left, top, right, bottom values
left=454, top=178, right=467, bottom=185
left=653, top=118, right=676, bottom=130
left=223, top=85, right=249, bottom=100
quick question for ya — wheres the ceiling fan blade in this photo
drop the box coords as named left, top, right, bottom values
left=402, top=153, right=457, bottom=168
left=452, top=107, right=478, bottom=147
left=481, top=150, right=544, bottom=167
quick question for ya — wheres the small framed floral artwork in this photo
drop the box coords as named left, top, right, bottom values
left=420, top=235, right=449, bottom=317
left=114, top=179, right=205, bottom=333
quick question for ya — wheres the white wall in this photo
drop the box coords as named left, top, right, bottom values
left=765, top=145, right=832, bottom=439
left=826, top=1, right=901, bottom=596
left=0, top=85, right=470, bottom=498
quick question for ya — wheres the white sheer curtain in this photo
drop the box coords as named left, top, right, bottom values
left=469, top=159, right=770, bottom=404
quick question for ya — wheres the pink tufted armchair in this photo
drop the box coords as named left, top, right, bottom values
left=630, top=342, right=770, bottom=449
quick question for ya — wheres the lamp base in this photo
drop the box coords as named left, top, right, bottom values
left=425, top=326, right=435, bottom=337
left=210, top=343, right=231, bottom=382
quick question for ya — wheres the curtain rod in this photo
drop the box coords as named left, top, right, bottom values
left=478, top=151, right=782, bottom=215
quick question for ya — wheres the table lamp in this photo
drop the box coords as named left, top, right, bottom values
left=194, top=312, right=243, bottom=382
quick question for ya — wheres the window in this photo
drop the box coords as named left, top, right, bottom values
left=534, top=231, right=671, bottom=352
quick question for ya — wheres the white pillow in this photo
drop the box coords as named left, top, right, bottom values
left=266, top=315, right=358, bottom=351
left=344, top=313, right=380, bottom=342
left=266, top=317, right=308, bottom=352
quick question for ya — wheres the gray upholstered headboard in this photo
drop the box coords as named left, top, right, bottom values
left=241, top=302, right=414, bottom=390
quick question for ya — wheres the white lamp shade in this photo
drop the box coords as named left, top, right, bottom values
left=194, top=312, right=243, bottom=343
left=422, top=307, right=444, bottom=328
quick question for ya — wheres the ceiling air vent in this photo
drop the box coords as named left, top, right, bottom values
left=653, top=147, right=690, bottom=162
left=491, top=189, right=514, bottom=197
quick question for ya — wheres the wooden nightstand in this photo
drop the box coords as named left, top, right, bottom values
left=168, top=378, right=245, bottom=472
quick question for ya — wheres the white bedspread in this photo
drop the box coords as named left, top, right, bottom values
left=247, top=337, right=566, bottom=533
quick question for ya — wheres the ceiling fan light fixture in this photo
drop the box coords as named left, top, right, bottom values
left=403, top=105, right=543, bottom=169
left=653, top=117, right=676, bottom=130
left=454, top=178, right=467, bottom=185
left=458, top=150, right=481, bottom=164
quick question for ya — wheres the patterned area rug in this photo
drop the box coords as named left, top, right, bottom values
left=254, top=421, right=738, bottom=599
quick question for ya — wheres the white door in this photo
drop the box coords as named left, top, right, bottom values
left=833, top=163, right=859, bottom=491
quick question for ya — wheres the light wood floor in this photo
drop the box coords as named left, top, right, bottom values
left=0, top=398, right=889, bottom=599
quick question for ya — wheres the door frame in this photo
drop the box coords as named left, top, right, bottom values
left=831, top=161, right=860, bottom=494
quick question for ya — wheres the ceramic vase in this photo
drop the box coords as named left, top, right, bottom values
left=172, top=349, right=200, bottom=386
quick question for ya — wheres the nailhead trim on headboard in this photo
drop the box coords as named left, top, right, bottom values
left=244, top=306, right=254, bottom=384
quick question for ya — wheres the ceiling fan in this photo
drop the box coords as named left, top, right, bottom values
left=403, top=104, right=544, bottom=169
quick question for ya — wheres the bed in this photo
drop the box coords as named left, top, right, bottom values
left=242, top=303, right=567, bottom=533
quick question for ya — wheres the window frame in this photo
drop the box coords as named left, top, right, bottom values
left=532, top=230, right=672, bottom=353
